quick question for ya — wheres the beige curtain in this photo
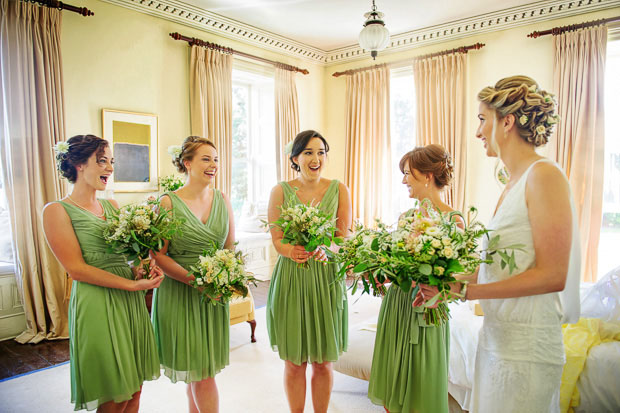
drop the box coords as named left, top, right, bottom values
left=413, top=53, right=467, bottom=212
left=344, top=65, right=391, bottom=225
left=274, top=66, right=299, bottom=182
left=189, top=45, right=233, bottom=195
left=551, top=26, right=607, bottom=283
left=0, top=0, right=69, bottom=343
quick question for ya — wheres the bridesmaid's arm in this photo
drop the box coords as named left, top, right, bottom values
left=327, top=182, right=353, bottom=254
left=221, top=192, right=236, bottom=250
left=151, top=195, right=195, bottom=285
left=267, top=184, right=310, bottom=264
left=42, top=203, right=163, bottom=291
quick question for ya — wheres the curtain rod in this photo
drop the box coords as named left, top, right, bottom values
left=331, top=42, right=485, bottom=77
left=26, top=0, right=94, bottom=16
left=527, top=16, right=620, bottom=38
left=169, top=32, right=309, bottom=75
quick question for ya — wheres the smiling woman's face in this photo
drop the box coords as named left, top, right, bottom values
left=293, top=137, right=327, bottom=179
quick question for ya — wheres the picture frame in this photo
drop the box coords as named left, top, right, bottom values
left=102, top=109, right=158, bottom=192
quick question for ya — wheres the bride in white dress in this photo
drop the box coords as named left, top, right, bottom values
left=420, top=75, right=581, bottom=413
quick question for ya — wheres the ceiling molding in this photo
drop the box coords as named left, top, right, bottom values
left=100, top=0, right=620, bottom=66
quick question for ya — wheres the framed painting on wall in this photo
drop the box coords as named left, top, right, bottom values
left=102, top=109, right=158, bottom=192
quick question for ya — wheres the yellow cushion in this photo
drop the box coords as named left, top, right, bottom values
left=229, top=290, right=255, bottom=325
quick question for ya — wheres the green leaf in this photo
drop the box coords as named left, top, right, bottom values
left=419, top=263, right=432, bottom=276
left=353, top=263, right=368, bottom=273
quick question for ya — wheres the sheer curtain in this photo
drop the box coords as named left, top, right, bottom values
left=551, top=26, right=608, bottom=282
left=0, top=0, right=68, bottom=343
left=189, top=45, right=233, bottom=195
left=344, top=65, right=391, bottom=225
left=274, top=66, right=299, bottom=182
left=414, top=53, right=467, bottom=212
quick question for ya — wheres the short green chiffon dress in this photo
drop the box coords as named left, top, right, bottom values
left=368, top=264, right=450, bottom=411
left=266, top=180, right=348, bottom=365
left=60, top=200, right=160, bottom=411
left=151, top=190, right=230, bottom=383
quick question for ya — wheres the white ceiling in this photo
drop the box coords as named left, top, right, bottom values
left=181, top=0, right=540, bottom=50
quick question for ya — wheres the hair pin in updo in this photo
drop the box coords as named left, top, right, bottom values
left=167, top=145, right=182, bottom=159
left=528, top=84, right=538, bottom=93
left=54, top=141, right=70, bottom=155
left=284, top=141, right=294, bottom=155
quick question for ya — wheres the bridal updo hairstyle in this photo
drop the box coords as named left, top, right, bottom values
left=477, top=75, right=558, bottom=147
left=172, top=136, right=217, bottom=174
left=57, top=134, right=109, bottom=183
left=289, top=130, right=330, bottom=172
left=399, top=144, right=454, bottom=189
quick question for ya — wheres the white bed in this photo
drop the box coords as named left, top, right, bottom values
left=335, top=269, right=620, bottom=412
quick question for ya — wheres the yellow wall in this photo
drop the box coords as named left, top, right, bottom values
left=323, top=8, right=619, bottom=222
left=61, top=0, right=325, bottom=204
left=62, top=1, right=618, bottom=216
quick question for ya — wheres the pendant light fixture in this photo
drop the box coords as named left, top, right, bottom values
left=358, top=0, right=390, bottom=60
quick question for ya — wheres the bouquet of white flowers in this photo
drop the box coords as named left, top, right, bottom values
left=266, top=200, right=342, bottom=268
left=187, top=242, right=257, bottom=305
left=103, top=197, right=183, bottom=277
left=159, top=174, right=184, bottom=192
left=339, top=202, right=523, bottom=325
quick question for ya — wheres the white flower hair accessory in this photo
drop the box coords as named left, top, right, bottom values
left=284, top=141, right=294, bottom=155
left=54, top=141, right=70, bottom=154
left=546, top=114, right=559, bottom=125
left=536, top=125, right=546, bottom=135
left=167, top=145, right=182, bottom=158
left=519, top=115, right=528, bottom=126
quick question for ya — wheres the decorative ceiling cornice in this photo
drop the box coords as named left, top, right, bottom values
left=100, top=0, right=620, bottom=66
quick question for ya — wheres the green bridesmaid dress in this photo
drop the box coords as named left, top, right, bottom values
left=368, top=283, right=450, bottom=412
left=151, top=190, right=230, bottom=383
left=60, top=200, right=160, bottom=411
left=266, top=180, right=348, bottom=365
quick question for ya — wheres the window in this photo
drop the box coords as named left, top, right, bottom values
left=598, top=39, right=620, bottom=279
left=387, top=67, right=416, bottom=224
left=0, top=165, right=14, bottom=266
left=231, top=69, right=276, bottom=224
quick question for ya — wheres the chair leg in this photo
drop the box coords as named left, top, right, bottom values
left=247, top=320, right=257, bottom=343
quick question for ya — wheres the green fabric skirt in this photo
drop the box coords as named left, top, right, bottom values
left=152, top=272, right=230, bottom=383
left=69, top=265, right=160, bottom=411
left=368, top=285, right=450, bottom=413
left=266, top=257, right=348, bottom=365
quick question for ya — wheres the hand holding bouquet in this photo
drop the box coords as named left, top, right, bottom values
left=338, top=201, right=523, bottom=325
left=187, top=241, right=257, bottom=305
left=266, top=200, right=342, bottom=268
left=103, top=197, right=184, bottom=277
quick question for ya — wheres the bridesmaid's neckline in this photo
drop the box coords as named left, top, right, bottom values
left=285, top=179, right=336, bottom=206
left=60, top=199, right=107, bottom=221
left=170, top=190, right=216, bottom=226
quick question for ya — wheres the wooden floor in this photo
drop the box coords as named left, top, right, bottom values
left=0, top=281, right=271, bottom=381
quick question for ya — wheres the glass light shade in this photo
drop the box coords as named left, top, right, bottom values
left=359, top=23, right=390, bottom=53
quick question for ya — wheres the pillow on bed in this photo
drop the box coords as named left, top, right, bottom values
left=580, top=267, right=620, bottom=322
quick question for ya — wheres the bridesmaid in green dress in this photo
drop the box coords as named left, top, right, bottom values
left=43, top=134, right=164, bottom=412
left=152, top=136, right=235, bottom=413
left=368, top=144, right=460, bottom=413
left=266, top=130, right=352, bottom=413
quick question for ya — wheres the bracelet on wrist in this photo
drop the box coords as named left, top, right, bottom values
left=459, top=281, right=469, bottom=302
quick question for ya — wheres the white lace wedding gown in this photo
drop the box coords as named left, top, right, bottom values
left=471, top=159, right=581, bottom=413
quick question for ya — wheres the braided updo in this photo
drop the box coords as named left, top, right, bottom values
left=477, top=75, right=559, bottom=147
left=172, top=136, right=217, bottom=174
left=56, top=135, right=108, bottom=183
left=399, top=144, right=454, bottom=189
